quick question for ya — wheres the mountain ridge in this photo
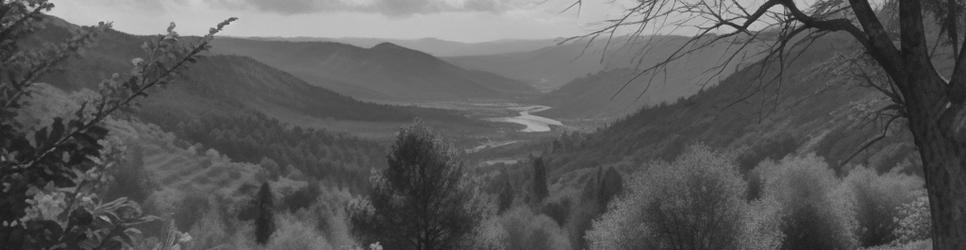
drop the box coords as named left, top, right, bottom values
left=210, top=37, right=539, bottom=103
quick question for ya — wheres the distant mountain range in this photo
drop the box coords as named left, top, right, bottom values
left=239, top=36, right=557, bottom=57
left=448, top=35, right=762, bottom=93
left=34, top=17, right=467, bottom=128
left=210, top=38, right=539, bottom=103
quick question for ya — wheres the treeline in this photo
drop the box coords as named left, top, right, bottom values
left=143, top=112, right=385, bottom=190
left=585, top=146, right=929, bottom=250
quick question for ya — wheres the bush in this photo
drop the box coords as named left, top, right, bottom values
left=756, top=154, right=857, bottom=250
left=499, top=207, right=571, bottom=250
left=586, top=145, right=748, bottom=250
left=264, top=214, right=333, bottom=250
left=840, top=166, right=924, bottom=246
left=540, top=197, right=572, bottom=226
left=893, top=194, right=931, bottom=244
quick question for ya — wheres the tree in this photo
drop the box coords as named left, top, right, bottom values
left=588, top=167, right=623, bottom=212
left=756, top=155, right=857, bottom=250
left=531, top=156, right=549, bottom=203
left=497, top=177, right=515, bottom=213
left=840, top=166, right=924, bottom=246
left=586, top=145, right=748, bottom=250
left=574, top=0, right=966, bottom=247
left=348, top=124, right=483, bottom=250
left=255, top=182, right=275, bottom=245
left=0, top=1, right=234, bottom=248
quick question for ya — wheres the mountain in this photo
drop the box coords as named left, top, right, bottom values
left=539, top=34, right=922, bottom=184
left=32, top=17, right=472, bottom=137
left=535, top=36, right=762, bottom=120
left=241, top=36, right=557, bottom=57
left=447, top=35, right=761, bottom=92
left=209, top=38, right=539, bottom=103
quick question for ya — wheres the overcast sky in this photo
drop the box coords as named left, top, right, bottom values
left=50, top=0, right=635, bottom=42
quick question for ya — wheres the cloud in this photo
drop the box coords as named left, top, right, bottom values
left=206, top=0, right=544, bottom=16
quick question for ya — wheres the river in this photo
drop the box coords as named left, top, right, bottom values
left=486, top=105, right=563, bottom=132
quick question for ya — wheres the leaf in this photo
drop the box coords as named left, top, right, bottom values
left=34, top=127, right=48, bottom=148
left=49, top=118, right=65, bottom=143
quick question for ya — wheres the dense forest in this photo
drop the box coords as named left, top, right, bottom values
left=142, top=112, right=385, bottom=192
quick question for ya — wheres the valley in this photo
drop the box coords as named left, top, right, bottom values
left=12, top=3, right=949, bottom=249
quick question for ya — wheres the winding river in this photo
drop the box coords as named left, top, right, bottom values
left=487, top=105, right=563, bottom=132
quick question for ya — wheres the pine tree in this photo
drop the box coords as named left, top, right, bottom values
left=254, top=182, right=275, bottom=245
left=531, top=156, right=549, bottom=202
left=597, top=167, right=623, bottom=211
left=348, top=124, right=482, bottom=250
left=498, top=177, right=515, bottom=213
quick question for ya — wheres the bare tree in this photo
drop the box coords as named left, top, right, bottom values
left=571, top=0, right=966, bottom=248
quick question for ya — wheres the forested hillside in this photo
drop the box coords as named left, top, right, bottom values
left=540, top=33, right=921, bottom=180
left=35, top=19, right=460, bottom=123
left=210, top=38, right=539, bottom=102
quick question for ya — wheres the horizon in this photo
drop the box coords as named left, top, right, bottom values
left=50, top=0, right=638, bottom=43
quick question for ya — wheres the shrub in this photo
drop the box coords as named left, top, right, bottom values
left=893, top=194, right=931, bottom=244
left=757, top=154, right=857, bottom=250
left=499, top=207, right=571, bottom=250
left=586, top=145, right=748, bottom=250
left=0, top=1, right=234, bottom=247
left=264, top=214, right=333, bottom=250
left=541, top=197, right=572, bottom=226
left=840, top=166, right=924, bottom=246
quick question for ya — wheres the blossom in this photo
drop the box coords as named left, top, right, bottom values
left=21, top=191, right=67, bottom=222
left=131, top=57, right=144, bottom=66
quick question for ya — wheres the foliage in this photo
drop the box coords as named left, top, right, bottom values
left=262, top=214, right=333, bottom=250
left=172, top=194, right=210, bottom=231
left=348, top=123, right=484, bottom=250
left=893, top=194, right=932, bottom=244
left=152, top=112, right=383, bottom=192
left=839, top=166, right=924, bottom=247
left=255, top=182, right=275, bottom=245
left=496, top=177, right=515, bottom=213
left=735, top=134, right=799, bottom=174
left=756, top=154, right=857, bottom=250
left=581, top=166, right=623, bottom=212
left=567, top=199, right=601, bottom=250
left=102, top=144, right=155, bottom=203
left=565, top=166, right=623, bottom=250
left=586, top=145, right=747, bottom=250
left=0, top=0, right=234, bottom=248
left=498, top=207, right=571, bottom=250
left=531, top=156, right=549, bottom=203
left=540, top=196, right=571, bottom=227
left=283, top=180, right=322, bottom=213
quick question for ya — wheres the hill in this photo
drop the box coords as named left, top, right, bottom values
left=535, top=36, right=761, bottom=120
left=447, top=35, right=761, bottom=93
left=31, top=17, right=487, bottom=139
left=210, top=38, right=539, bottom=102
left=537, top=33, right=923, bottom=185
left=241, top=36, right=556, bottom=57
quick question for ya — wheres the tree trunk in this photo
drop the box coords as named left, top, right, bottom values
left=911, top=116, right=966, bottom=249
left=904, top=72, right=966, bottom=249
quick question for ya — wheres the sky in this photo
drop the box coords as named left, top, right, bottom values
left=49, top=0, right=637, bottom=42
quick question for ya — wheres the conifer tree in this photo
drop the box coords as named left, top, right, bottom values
left=349, top=124, right=482, bottom=250
left=531, top=156, right=549, bottom=202
left=254, top=182, right=275, bottom=245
